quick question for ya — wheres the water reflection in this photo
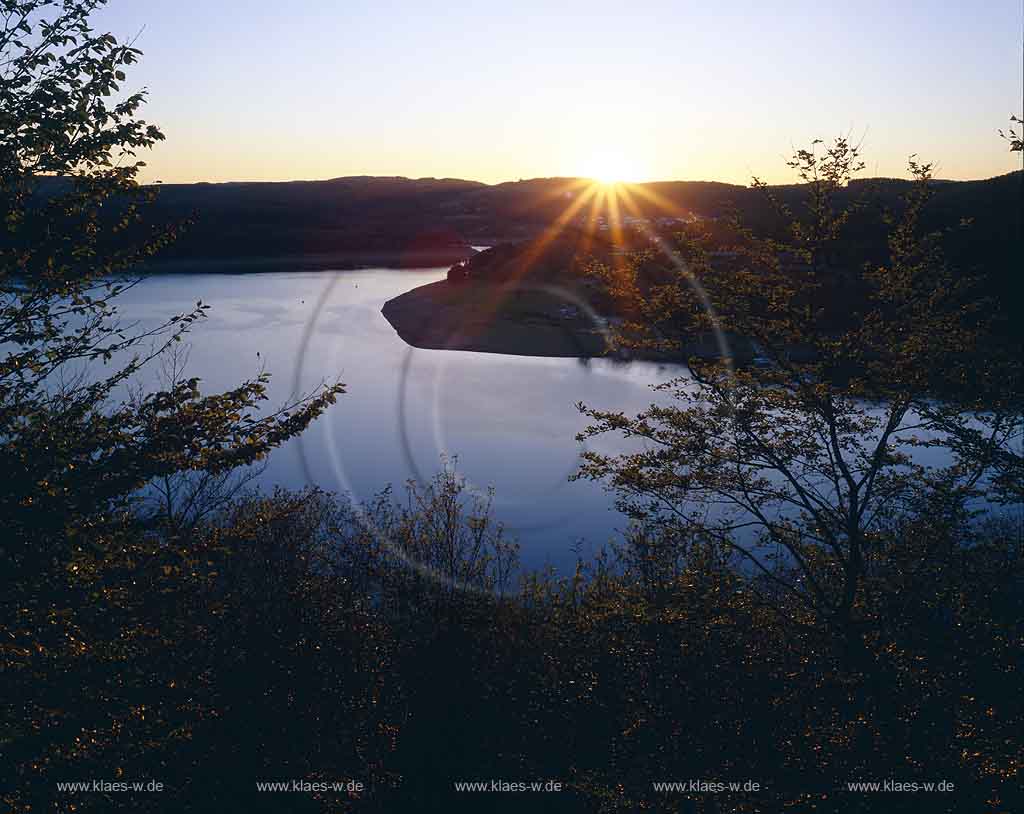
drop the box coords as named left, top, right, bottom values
left=113, top=267, right=684, bottom=572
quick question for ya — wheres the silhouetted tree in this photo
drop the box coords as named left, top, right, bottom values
left=0, top=0, right=342, bottom=576
left=1, top=2, right=341, bottom=809
left=576, top=138, right=1019, bottom=664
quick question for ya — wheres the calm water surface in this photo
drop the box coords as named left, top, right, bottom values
left=115, top=267, right=684, bottom=573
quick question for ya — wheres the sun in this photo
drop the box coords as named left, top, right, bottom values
left=580, top=151, right=640, bottom=185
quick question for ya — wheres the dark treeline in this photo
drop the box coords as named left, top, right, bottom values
left=14, top=137, right=1021, bottom=312
left=143, top=170, right=1021, bottom=296
left=2, top=3, right=1022, bottom=814
left=134, top=168, right=1024, bottom=353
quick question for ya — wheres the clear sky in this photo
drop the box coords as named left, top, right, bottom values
left=94, top=0, right=1023, bottom=185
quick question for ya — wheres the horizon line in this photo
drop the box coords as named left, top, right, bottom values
left=142, top=169, right=1022, bottom=188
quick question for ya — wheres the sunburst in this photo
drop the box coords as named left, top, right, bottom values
left=447, top=168, right=683, bottom=341
left=580, top=151, right=643, bottom=185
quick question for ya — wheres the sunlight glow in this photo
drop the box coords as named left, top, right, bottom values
left=580, top=151, right=644, bottom=185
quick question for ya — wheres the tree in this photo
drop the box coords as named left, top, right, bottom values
left=999, top=114, right=1023, bottom=153
left=575, top=137, right=1020, bottom=665
left=0, top=0, right=343, bottom=578
left=923, top=114, right=1024, bottom=504
left=1, top=4, right=343, bottom=807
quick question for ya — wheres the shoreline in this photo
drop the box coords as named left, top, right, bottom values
left=140, top=246, right=477, bottom=275
left=382, top=278, right=743, bottom=362
left=382, top=280, right=610, bottom=358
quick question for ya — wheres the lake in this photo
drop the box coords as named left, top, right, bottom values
left=113, top=266, right=686, bottom=573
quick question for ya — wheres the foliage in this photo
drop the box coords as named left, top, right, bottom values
left=576, top=138, right=1021, bottom=666
left=1, top=1, right=342, bottom=807
left=999, top=114, right=1023, bottom=153
left=0, top=0, right=343, bottom=574
left=7, top=471, right=1018, bottom=813
left=1, top=3, right=1020, bottom=812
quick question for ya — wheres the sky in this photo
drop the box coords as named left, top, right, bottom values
left=94, top=0, right=1023, bottom=186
